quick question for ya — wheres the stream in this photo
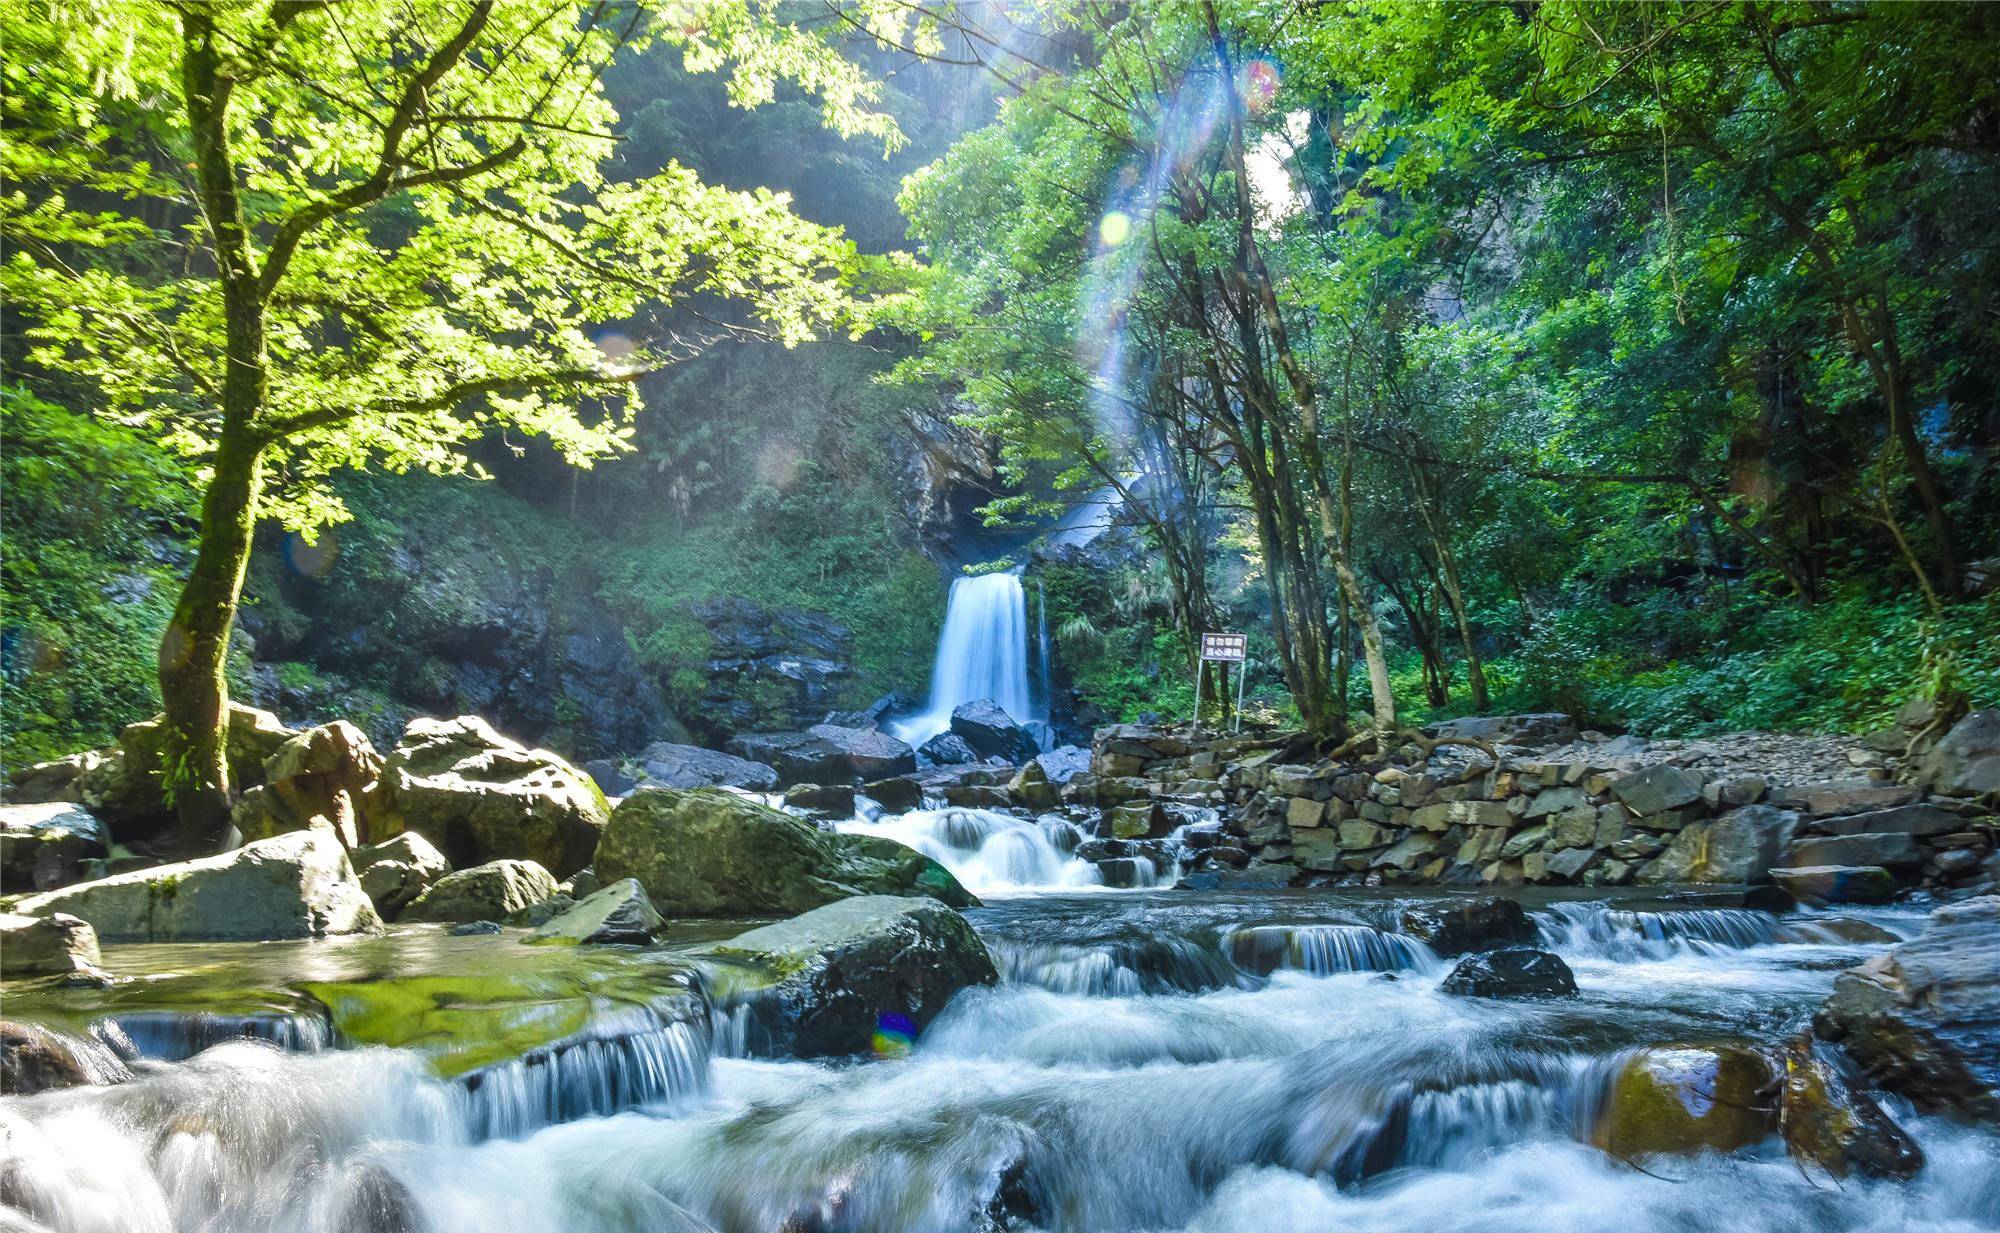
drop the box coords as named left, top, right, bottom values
left=3, top=820, right=1998, bottom=1233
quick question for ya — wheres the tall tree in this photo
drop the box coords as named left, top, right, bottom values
left=3, top=0, right=894, bottom=847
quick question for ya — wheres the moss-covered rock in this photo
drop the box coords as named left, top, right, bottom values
left=594, top=787, right=976, bottom=917
left=1594, top=1044, right=1776, bottom=1158
left=702, top=895, right=996, bottom=1057
left=1779, top=1036, right=1924, bottom=1179
left=401, top=858, right=558, bottom=924
left=525, top=878, right=663, bottom=946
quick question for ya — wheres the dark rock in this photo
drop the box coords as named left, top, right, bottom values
left=1095, top=856, right=1153, bottom=888
left=1774, top=780, right=1920, bottom=817
left=595, top=788, right=976, bottom=916
left=950, top=701, right=1039, bottom=764
left=582, top=759, right=638, bottom=797
left=1033, top=745, right=1091, bottom=785
left=1921, top=709, right=2000, bottom=797
left=448, top=920, right=503, bottom=936
left=377, top=716, right=608, bottom=877
left=725, top=731, right=849, bottom=787
left=822, top=692, right=915, bottom=732
left=1, top=1021, right=120, bottom=1095
left=918, top=732, right=979, bottom=766
left=1785, top=832, right=1923, bottom=873
left=686, top=598, right=854, bottom=738
left=1779, top=1036, right=1924, bottom=1180
left=1398, top=897, right=1537, bottom=956
left=329, top=1164, right=429, bottom=1233
left=1440, top=948, right=1578, bottom=999
left=1594, top=1044, right=1776, bottom=1157
left=1810, top=803, right=1971, bottom=838
left=705, top=896, right=997, bottom=1058
left=637, top=742, right=779, bottom=792
left=785, top=783, right=858, bottom=815
left=862, top=777, right=925, bottom=812
left=1770, top=865, right=1898, bottom=905
left=525, top=877, right=664, bottom=945
left=1814, top=896, right=2000, bottom=1121
left=806, top=724, right=918, bottom=780
left=0, top=803, right=109, bottom=892
left=402, top=859, right=559, bottom=923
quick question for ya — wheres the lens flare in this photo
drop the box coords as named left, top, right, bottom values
left=283, top=530, right=339, bottom=579
left=870, top=1012, right=916, bottom=1058
left=1098, top=211, right=1132, bottom=247
left=1241, top=59, right=1280, bottom=112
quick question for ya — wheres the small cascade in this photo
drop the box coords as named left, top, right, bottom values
left=1225, top=925, right=1441, bottom=977
left=462, top=1010, right=711, bottom=1139
left=896, top=572, right=1037, bottom=744
left=1033, top=579, right=1052, bottom=719
left=991, top=936, right=1247, bottom=996
left=1537, top=903, right=1785, bottom=960
left=838, top=808, right=1102, bottom=894
left=95, top=1009, right=332, bottom=1062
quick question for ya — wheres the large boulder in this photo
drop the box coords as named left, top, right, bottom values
left=704, top=895, right=996, bottom=1057
left=375, top=716, right=608, bottom=877
left=230, top=720, right=387, bottom=848
left=634, top=741, right=779, bottom=792
left=1610, top=764, right=1706, bottom=818
left=724, top=730, right=849, bottom=787
left=1779, top=1036, right=1924, bottom=1180
left=1397, top=897, right=1537, bottom=956
left=1921, top=709, right=2000, bottom=798
left=1814, top=896, right=2000, bottom=1121
left=0, top=803, right=109, bottom=892
left=1440, top=948, right=1578, bottom=999
left=11, top=830, right=379, bottom=941
left=40, top=704, right=295, bottom=837
left=1594, top=1044, right=1776, bottom=1157
left=917, top=732, right=978, bottom=766
left=0, top=912, right=103, bottom=979
left=525, top=877, right=663, bottom=946
left=806, top=724, right=918, bottom=780
left=350, top=831, right=451, bottom=919
left=1636, top=805, right=1798, bottom=885
left=949, top=700, right=1039, bottom=764
left=401, top=859, right=559, bottom=924
left=594, top=788, right=977, bottom=917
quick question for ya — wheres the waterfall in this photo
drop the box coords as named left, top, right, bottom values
left=897, top=572, right=1036, bottom=744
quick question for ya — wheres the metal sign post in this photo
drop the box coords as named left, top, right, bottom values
left=1195, top=632, right=1248, bottom=732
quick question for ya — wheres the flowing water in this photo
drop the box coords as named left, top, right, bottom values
left=895, top=572, right=1039, bottom=745
left=3, top=837, right=1995, bottom=1233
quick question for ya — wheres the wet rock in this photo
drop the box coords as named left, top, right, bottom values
left=595, top=788, right=976, bottom=917
left=377, top=716, right=608, bottom=877
left=0, top=911, right=103, bottom=979
left=1440, top=948, right=1578, bottom=999
left=329, top=1164, right=429, bottom=1233
left=0, top=1021, right=121, bottom=1095
left=1109, top=800, right=1169, bottom=840
left=1095, top=856, right=1153, bottom=888
left=1033, top=745, right=1091, bottom=785
left=231, top=720, right=387, bottom=848
left=918, top=732, right=979, bottom=766
left=950, top=701, right=1039, bottom=764
left=1769, top=864, right=1897, bottom=905
left=1919, top=709, right=2000, bottom=797
left=448, top=920, right=503, bottom=936
left=784, top=783, right=858, bottom=815
left=862, top=777, right=925, bottom=812
left=0, top=802, right=109, bottom=892
left=1594, top=1044, right=1776, bottom=1157
left=402, top=859, right=559, bottom=924
left=1008, top=761, right=1058, bottom=810
left=1397, top=897, right=1537, bottom=956
left=1784, top=831, right=1922, bottom=873
left=1610, top=765, right=1706, bottom=817
left=725, top=730, right=850, bottom=787
left=351, top=832, right=451, bottom=919
left=12, top=830, right=379, bottom=941
left=1814, top=896, right=2000, bottom=1121
left=1779, top=1036, right=1924, bottom=1179
left=823, top=692, right=915, bottom=733
left=634, top=742, right=779, bottom=792
left=1636, top=805, right=1798, bottom=885
left=705, top=895, right=997, bottom=1058
left=806, top=724, right=918, bottom=780
left=525, top=878, right=663, bottom=945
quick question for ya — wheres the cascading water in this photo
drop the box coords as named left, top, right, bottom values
left=5, top=890, right=1993, bottom=1233
left=895, top=571, right=1037, bottom=744
left=838, top=807, right=1102, bottom=894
